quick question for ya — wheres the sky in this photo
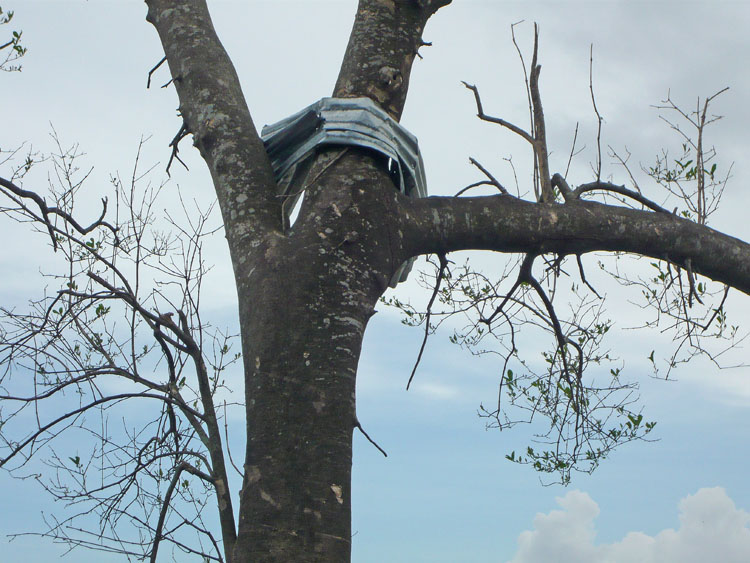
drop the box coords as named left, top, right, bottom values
left=2, top=1, right=750, bottom=562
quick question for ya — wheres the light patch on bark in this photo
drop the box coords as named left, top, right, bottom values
left=338, top=316, right=364, bottom=331
left=260, top=489, right=280, bottom=508
left=215, top=477, right=229, bottom=510
left=312, top=397, right=326, bottom=413
left=304, top=507, right=323, bottom=520
left=432, top=207, right=441, bottom=225
left=330, top=484, right=344, bottom=505
left=158, top=7, right=177, bottom=23
left=246, top=464, right=261, bottom=483
left=255, top=356, right=261, bottom=369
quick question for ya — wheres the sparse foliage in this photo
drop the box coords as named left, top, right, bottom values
left=386, top=27, right=739, bottom=484
left=0, top=5, right=26, bottom=72
left=1, top=136, right=239, bottom=561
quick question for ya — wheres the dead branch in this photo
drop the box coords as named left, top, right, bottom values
left=166, top=122, right=189, bottom=177
left=529, top=24, right=553, bottom=202
left=354, top=417, right=388, bottom=457
left=462, top=81, right=536, bottom=144
left=147, top=55, right=167, bottom=89
left=589, top=45, right=603, bottom=182
left=464, top=157, right=508, bottom=195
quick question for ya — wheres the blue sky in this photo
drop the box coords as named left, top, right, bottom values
left=2, top=1, right=750, bottom=562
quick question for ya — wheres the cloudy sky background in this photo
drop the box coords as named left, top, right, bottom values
left=2, top=1, right=750, bottom=561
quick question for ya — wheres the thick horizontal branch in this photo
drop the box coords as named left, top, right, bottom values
left=145, top=0, right=281, bottom=241
left=404, top=195, right=750, bottom=295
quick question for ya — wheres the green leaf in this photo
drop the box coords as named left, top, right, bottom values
left=627, top=414, right=643, bottom=427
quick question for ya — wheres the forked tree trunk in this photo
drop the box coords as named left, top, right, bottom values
left=145, top=2, right=750, bottom=561
left=231, top=152, right=407, bottom=560
left=145, top=1, right=446, bottom=559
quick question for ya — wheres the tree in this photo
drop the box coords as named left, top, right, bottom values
left=1, top=1, right=749, bottom=562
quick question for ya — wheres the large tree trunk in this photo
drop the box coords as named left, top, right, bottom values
left=146, top=1, right=750, bottom=561
left=232, top=151, right=407, bottom=560
left=146, top=2, right=448, bottom=559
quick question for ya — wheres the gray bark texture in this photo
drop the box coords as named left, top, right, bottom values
left=144, top=0, right=750, bottom=561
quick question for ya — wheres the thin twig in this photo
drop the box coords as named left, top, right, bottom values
left=684, top=258, right=704, bottom=306
left=354, top=418, right=387, bottom=457
left=466, top=157, right=508, bottom=194
left=407, top=253, right=448, bottom=390
left=573, top=181, right=670, bottom=213
left=454, top=180, right=497, bottom=197
left=147, top=56, right=167, bottom=89
left=166, top=123, right=189, bottom=177
left=576, top=254, right=601, bottom=298
left=223, top=401, right=243, bottom=477
left=150, top=462, right=186, bottom=563
left=701, top=285, right=729, bottom=332
left=0, top=176, right=118, bottom=249
left=589, top=44, right=603, bottom=182
left=565, top=122, right=580, bottom=179
left=462, top=82, right=536, bottom=144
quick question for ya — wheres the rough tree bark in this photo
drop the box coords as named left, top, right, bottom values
left=140, top=1, right=750, bottom=561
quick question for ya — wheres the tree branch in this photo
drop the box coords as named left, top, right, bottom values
left=462, top=82, right=536, bottom=145
left=0, top=176, right=117, bottom=250
left=407, top=253, right=448, bottom=390
left=145, top=0, right=281, bottom=239
left=529, top=24, right=553, bottom=203
left=333, top=0, right=450, bottom=120
left=572, top=179, right=670, bottom=213
left=404, top=194, right=750, bottom=295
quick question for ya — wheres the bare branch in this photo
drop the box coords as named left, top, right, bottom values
left=462, top=81, right=536, bottom=145
left=146, top=55, right=167, bottom=89
left=464, top=157, right=508, bottom=195
left=573, top=180, right=670, bottom=213
left=0, top=175, right=118, bottom=250
left=589, top=44, right=603, bottom=182
left=407, top=253, right=448, bottom=390
left=354, top=418, right=388, bottom=457
left=529, top=24, right=553, bottom=202
left=145, top=0, right=281, bottom=234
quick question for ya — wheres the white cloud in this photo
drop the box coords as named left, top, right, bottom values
left=508, top=487, right=750, bottom=563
